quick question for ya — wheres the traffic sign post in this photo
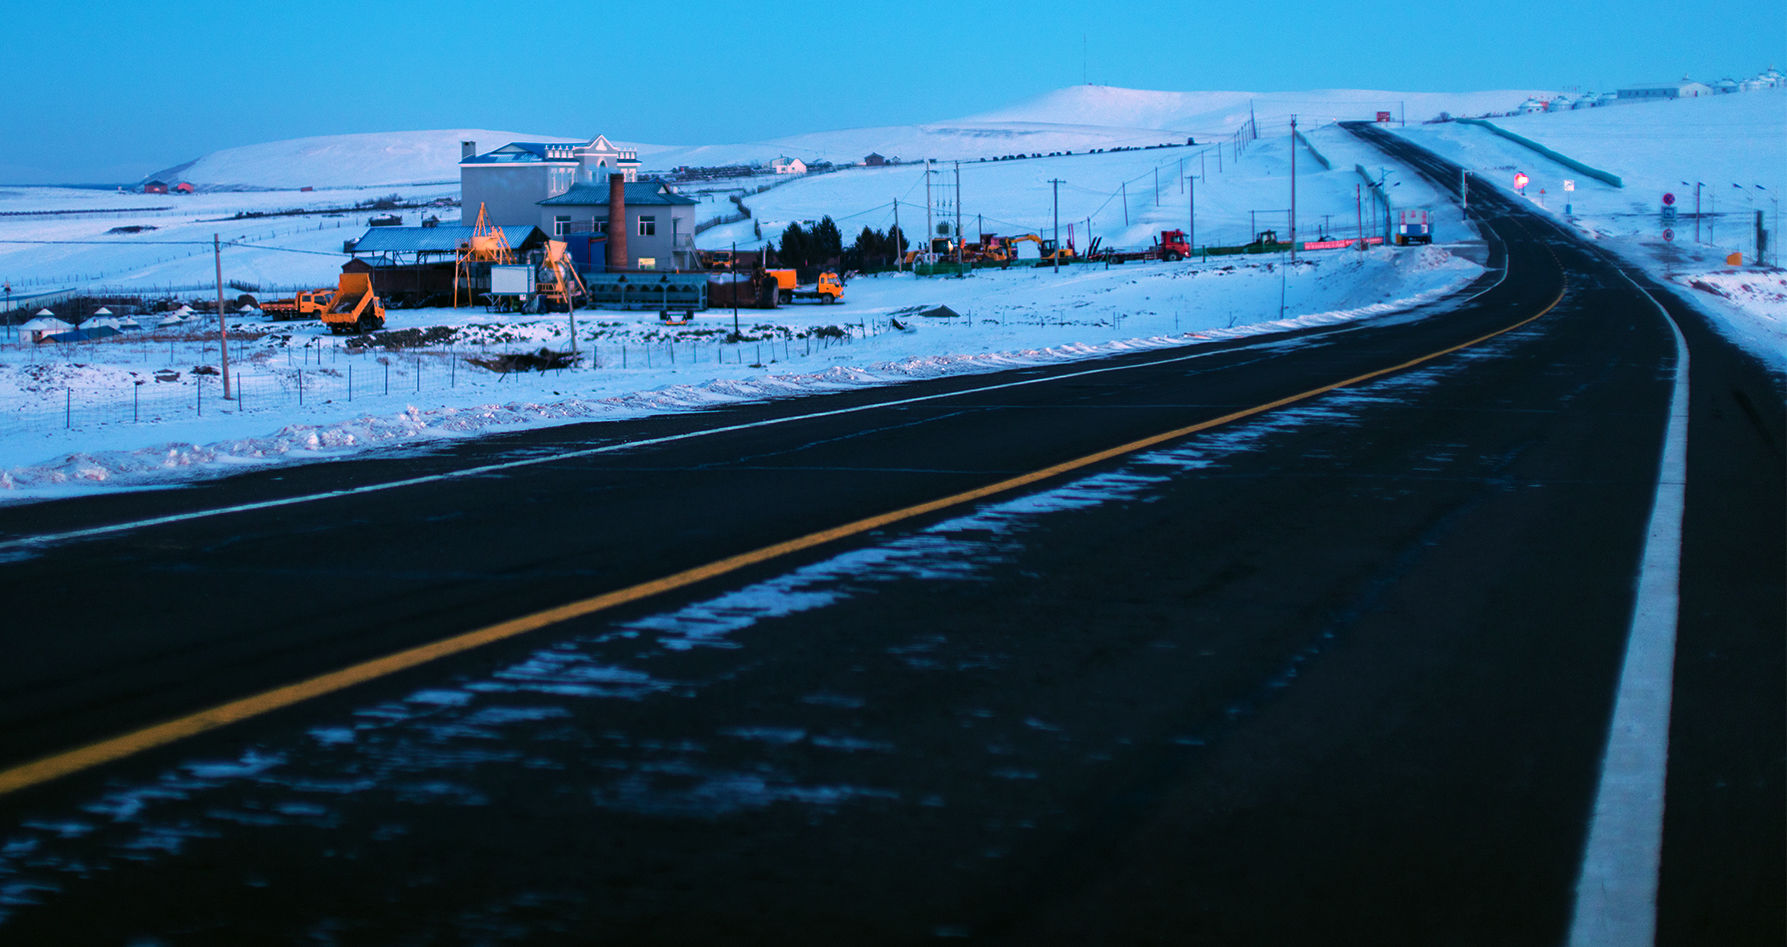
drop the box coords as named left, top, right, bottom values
left=1514, top=172, right=1529, bottom=195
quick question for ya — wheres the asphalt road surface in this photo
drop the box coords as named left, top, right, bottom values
left=0, top=128, right=1778, bottom=945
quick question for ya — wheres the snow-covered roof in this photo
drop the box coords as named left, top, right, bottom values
left=538, top=182, right=697, bottom=207
left=21, top=316, right=69, bottom=331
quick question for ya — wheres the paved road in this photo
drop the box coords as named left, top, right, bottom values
left=0, top=130, right=1777, bottom=944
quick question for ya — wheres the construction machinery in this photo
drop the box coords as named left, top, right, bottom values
left=535, top=239, right=586, bottom=312
left=454, top=203, right=515, bottom=307
left=261, top=287, right=334, bottom=321
left=766, top=269, right=844, bottom=304
left=322, top=271, right=386, bottom=334
left=1009, top=233, right=1077, bottom=265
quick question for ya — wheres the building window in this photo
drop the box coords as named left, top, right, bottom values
left=591, top=219, right=606, bottom=235
left=638, top=215, right=656, bottom=236
left=554, top=215, right=571, bottom=236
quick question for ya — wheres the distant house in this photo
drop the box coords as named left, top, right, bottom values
left=1617, top=79, right=1714, bottom=101
left=142, top=180, right=168, bottom=195
left=770, top=156, right=807, bottom=175
left=459, top=135, right=641, bottom=229
left=1517, top=97, right=1549, bottom=114
left=173, top=182, right=194, bottom=194
left=538, top=180, right=699, bottom=270
left=863, top=152, right=887, bottom=167
left=21, top=315, right=71, bottom=343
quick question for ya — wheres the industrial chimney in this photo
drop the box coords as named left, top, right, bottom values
left=461, top=140, right=476, bottom=160
left=605, top=173, right=628, bottom=271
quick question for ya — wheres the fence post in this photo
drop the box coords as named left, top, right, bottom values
left=65, top=388, right=71, bottom=429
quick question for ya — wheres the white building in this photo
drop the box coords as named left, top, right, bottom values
left=460, top=135, right=643, bottom=228
left=770, top=156, right=808, bottom=175
left=1617, top=79, right=1714, bottom=102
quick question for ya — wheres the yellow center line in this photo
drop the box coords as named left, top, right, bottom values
left=0, top=283, right=1566, bottom=798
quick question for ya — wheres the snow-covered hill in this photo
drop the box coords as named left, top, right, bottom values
left=148, top=86, right=1550, bottom=190
left=145, top=128, right=582, bottom=190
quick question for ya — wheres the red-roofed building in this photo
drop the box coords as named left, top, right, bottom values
left=173, top=182, right=194, bottom=194
left=143, top=180, right=168, bottom=194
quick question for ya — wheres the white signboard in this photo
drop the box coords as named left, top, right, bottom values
left=1564, top=180, right=1575, bottom=192
left=490, top=265, right=535, bottom=295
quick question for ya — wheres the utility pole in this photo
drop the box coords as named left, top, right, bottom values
left=1289, top=116, right=1298, bottom=263
left=1154, top=166, right=1159, bottom=206
left=924, top=160, right=934, bottom=263
left=1121, top=182, right=1129, bottom=225
left=892, top=199, right=901, bottom=271
left=731, top=240, right=739, bottom=336
left=213, top=234, right=232, bottom=400
left=1187, top=175, right=1195, bottom=250
left=1050, top=178, right=1063, bottom=274
left=1356, top=183, right=1363, bottom=240
left=954, top=161, right=963, bottom=266
left=1695, top=181, right=1702, bottom=243
left=1460, top=168, right=1469, bottom=213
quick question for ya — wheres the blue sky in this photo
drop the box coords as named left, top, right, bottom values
left=3, top=0, right=1781, bottom=183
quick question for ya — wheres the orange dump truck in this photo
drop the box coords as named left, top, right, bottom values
left=262, top=287, right=333, bottom=321
left=323, top=272, right=386, bottom=334
left=764, top=269, right=843, bottom=304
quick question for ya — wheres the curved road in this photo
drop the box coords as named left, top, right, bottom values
left=0, top=129, right=1778, bottom=944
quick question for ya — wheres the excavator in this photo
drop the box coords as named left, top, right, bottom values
left=1008, top=233, right=1076, bottom=264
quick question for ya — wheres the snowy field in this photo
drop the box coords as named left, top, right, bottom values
left=1395, top=88, right=1787, bottom=367
left=0, top=245, right=1481, bottom=500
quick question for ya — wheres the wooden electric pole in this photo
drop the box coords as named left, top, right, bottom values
left=213, top=234, right=232, bottom=399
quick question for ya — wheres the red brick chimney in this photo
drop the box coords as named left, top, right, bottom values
left=605, top=173, right=628, bottom=271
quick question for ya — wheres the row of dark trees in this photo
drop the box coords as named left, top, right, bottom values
left=777, top=217, right=910, bottom=277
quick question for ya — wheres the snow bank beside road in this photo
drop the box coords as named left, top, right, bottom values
left=0, top=247, right=1482, bottom=500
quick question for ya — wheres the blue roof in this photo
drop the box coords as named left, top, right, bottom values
left=350, top=225, right=546, bottom=254
left=538, top=182, right=697, bottom=207
left=351, top=225, right=478, bottom=253
left=460, top=142, right=575, bottom=165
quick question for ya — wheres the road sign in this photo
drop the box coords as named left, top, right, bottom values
left=1662, top=205, right=1678, bottom=222
left=1513, top=172, right=1529, bottom=190
left=1376, top=111, right=1392, bottom=123
left=1663, top=192, right=1676, bottom=205
left=1663, top=228, right=1674, bottom=242
left=1564, top=180, right=1575, bottom=192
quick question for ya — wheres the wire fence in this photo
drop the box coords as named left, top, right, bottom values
left=2, top=321, right=897, bottom=436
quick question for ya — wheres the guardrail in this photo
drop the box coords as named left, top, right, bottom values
left=1455, top=118, right=1624, bottom=187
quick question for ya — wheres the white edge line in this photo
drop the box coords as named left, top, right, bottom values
left=1567, top=268, right=1690, bottom=947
